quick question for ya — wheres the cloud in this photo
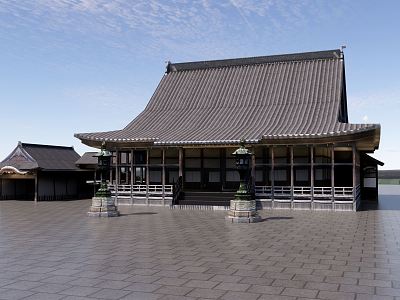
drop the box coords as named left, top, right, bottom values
left=0, top=0, right=350, bottom=60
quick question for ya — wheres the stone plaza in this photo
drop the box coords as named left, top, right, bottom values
left=0, top=194, right=400, bottom=300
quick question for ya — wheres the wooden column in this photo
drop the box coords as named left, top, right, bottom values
left=115, top=149, right=119, bottom=205
left=251, top=147, right=256, bottom=189
left=221, top=148, right=226, bottom=190
left=130, top=149, right=134, bottom=205
left=53, top=177, right=56, bottom=201
left=200, top=149, right=204, bottom=189
left=310, top=145, right=314, bottom=205
left=352, top=144, right=356, bottom=210
left=34, top=175, right=38, bottom=203
left=178, top=148, right=183, bottom=178
left=290, top=146, right=294, bottom=206
left=146, top=149, right=149, bottom=206
left=271, top=146, right=275, bottom=202
left=162, top=148, right=166, bottom=206
left=331, top=145, right=335, bottom=208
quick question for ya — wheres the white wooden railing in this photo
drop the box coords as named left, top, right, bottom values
left=255, top=186, right=358, bottom=200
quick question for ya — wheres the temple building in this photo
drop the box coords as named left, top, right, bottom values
left=0, top=142, right=93, bottom=201
left=75, top=49, right=382, bottom=211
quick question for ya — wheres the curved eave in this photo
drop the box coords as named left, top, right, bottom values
left=261, top=125, right=380, bottom=150
left=75, top=126, right=380, bottom=150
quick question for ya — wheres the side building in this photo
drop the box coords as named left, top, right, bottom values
left=0, top=142, right=93, bottom=201
left=75, top=49, right=382, bottom=211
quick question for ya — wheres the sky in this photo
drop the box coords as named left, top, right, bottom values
left=0, top=0, right=399, bottom=169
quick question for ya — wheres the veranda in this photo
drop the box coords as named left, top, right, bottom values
left=109, top=143, right=363, bottom=211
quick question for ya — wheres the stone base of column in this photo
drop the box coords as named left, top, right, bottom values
left=226, top=199, right=262, bottom=223
left=87, top=196, right=120, bottom=217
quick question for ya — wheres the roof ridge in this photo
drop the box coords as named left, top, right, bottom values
left=167, top=49, right=342, bottom=73
left=21, top=143, right=74, bottom=149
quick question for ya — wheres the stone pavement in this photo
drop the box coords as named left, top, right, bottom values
left=0, top=200, right=400, bottom=300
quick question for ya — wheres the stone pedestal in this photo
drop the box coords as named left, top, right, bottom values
left=226, top=200, right=261, bottom=223
left=87, top=196, right=120, bottom=217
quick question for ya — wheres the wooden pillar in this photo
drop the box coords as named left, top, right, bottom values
left=53, top=177, right=56, bottom=201
left=251, top=147, right=256, bottom=189
left=310, top=145, right=314, bottom=205
left=146, top=148, right=149, bottom=206
left=331, top=145, right=335, bottom=208
left=220, top=148, right=226, bottom=190
left=178, top=148, right=183, bottom=178
left=271, top=146, right=275, bottom=202
left=34, top=174, right=38, bottom=203
left=290, top=146, right=294, bottom=206
left=115, top=149, right=119, bottom=205
left=162, top=148, right=166, bottom=206
left=352, top=144, right=356, bottom=210
left=130, top=149, right=134, bottom=205
left=200, top=149, right=204, bottom=189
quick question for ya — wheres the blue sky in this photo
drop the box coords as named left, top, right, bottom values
left=0, top=0, right=399, bottom=169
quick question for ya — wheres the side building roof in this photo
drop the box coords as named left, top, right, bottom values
left=0, top=142, right=81, bottom=171
left=75, top=49, right=380, bottom=150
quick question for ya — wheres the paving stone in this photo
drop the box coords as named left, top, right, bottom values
left=59, top=286, right=102, bottom=297
left=154, top=277, right=189, bottom=286
left=258, top=295, right=296, bottom=300
left=183, top=279, right=219, bottom=289
left=356, top=294, right=394, bottom=300
left=89, top=288, right=132, bottom=299
left=155, top=286, right=193, bottom=296
left=120, top=292, right=162, bottom=299
left=214, top=281, right=250, bottom=292
left=272, top=279, right=306, bottom=288
left=317, top=290, right=356, bottom=300
left=304, top=281, right=339, bottom=291
left=220, top=291, right=261, bottom=300
left=0, top=288, right=35, bottom=300
left=186, top=287, right=226, bottom=299
left=340, top=283, right=374, bottom=294
left=3, top=280, right=44, bottom=291
left=23, top=292, right=66, bottom=300
left=281, top=287, right=318, bottom=298
left=31, top=283, right=71, bottom=293
left=1, top=201, right=400, bottom=300
left=125, top=283, right=162, bottom=292
left=251, top=285, right=284, bottom=295
left=376, top=287, right=400, bottom=297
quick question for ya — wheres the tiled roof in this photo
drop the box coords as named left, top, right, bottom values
left=75, top=49, right=380, bottom=146
left=75, top=152, right=98, bottom=166
left=0, top=142, right=81, bottom=171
